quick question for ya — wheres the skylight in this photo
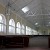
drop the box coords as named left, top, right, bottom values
left=22, top=6, right=29, bottom=13
left=35, top=23, right=38, bottom=25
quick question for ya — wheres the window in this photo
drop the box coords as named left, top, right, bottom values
left=26, top=26, right=29, bottom=35
left=9, top=19, right=15, bottom=34
left=26, top=26, right=33, bottom=35
left=33, top=29, right=38, bottom=35
left=30, top=28, right=32, bottom=35
left=22, top=6, right=29, bottom=13
left=28, top=27, right=32, bottom=35
left=22, top=25, right=25, bottom=34
left=16, top=22, right=21, bottom=34
left=0, top=14, right=6, bottom=33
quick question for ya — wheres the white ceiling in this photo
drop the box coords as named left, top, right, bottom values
left=0, top=0, right=50, bottom=28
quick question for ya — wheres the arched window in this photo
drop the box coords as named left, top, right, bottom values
left=9, top=19, right=15, bottom=34
left=0, top=14, right=6, bottom=33
left=22, top=25, right=25, bottom=34
left=16, top=22, right=21, bottom=34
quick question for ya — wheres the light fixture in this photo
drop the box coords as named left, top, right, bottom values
left=22, top=6, right=29, bottom=13
left=35, top=23, right=38, bottom=25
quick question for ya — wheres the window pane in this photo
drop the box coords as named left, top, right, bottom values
left=1, top=24, right=3, bottom=32
left=26, top=30, right=29, bottom=35
left=9, top=19, right=15, bottom=27
left=0, top=24, right=1, bottom=32
left=9, top=26, right=15, bottom=34
left=0, top=24, right=3, bottom=32
left=16, top=22, right=21, bottom=34
left=26, top=26, right=31, bottom=35
left=22, top=25, right=24, bottom=29
left=26, top=26, right=27, bottom=29
left=3, top=25, right=6, bottom=33
left=29, top=27, right=32, bottom=35
left=26, top=26, right=28, bottom=35
left=0, top=15, right=2, bottom=20
left=17, top=28, right=20, bottom=34
left=22, top=29, right=24, bottom=34
left=29, top=31, right=31, bottom=35
left=22, top=25, right=25, bottom=34
left=0, top=15, right=3, bottom=23
left=17, top=22, right=21, bottom=28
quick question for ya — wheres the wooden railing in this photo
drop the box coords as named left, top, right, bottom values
left=0, top=35, right=29, bottom=48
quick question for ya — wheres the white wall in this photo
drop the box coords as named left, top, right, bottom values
left=29, top=36, right=48, bottom=47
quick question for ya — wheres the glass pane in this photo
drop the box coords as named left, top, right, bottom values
left=0, top=24, right=3, bottom=32
left=9, top=19, right=15, bottom=27
left=1, top=24, right=3, bottom=32
left=16, top=28, right=20, bottom=34
left=12, top=27, right=15, bottom=33
left=3, top=25, right=6, bottom=33
left=0, top=24, right=1, bottom=32
left=29, top=31, right=31, bottom=35
left=9, top=26, right=15, bottom=34
left=22, top=29, right=24, bottom=34
left=26, top=26, right=28, bottom=30
left=22, top=25, right=25, bottom=34
left=0, top=15, right=3, bottom=23
left=22, top=25, right=24, bottom=29
left=17, top=22, right=21, bottom=28
left=26, top=30, right=29, bottom=35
